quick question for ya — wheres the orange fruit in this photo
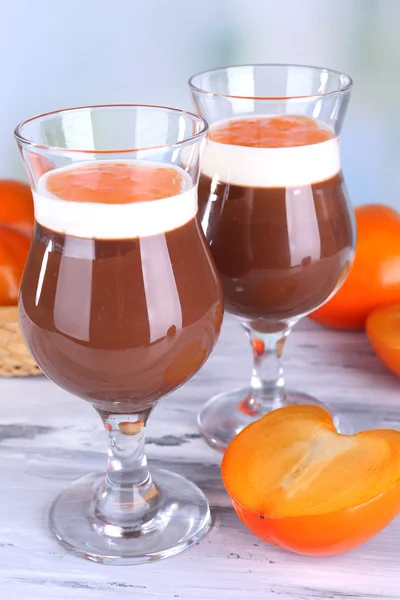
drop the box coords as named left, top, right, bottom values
left=0, top=179, right=34, bottom=235
left=222, top=405, right=400, bottom=556
left=366, top=304, right=400, bottom=377
left=310, top=204, right=400, bottom=330
left=0, top=225, right=31, bottom=305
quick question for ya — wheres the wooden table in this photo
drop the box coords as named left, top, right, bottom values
left=1, top=315, right=400, bottom=600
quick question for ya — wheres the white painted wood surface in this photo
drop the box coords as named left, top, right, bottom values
left=1, top=315, right=400, bottom=600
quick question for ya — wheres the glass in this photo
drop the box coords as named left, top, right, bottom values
left=189, top=64, right=356, bottom=451
left=15, top=105, right=223, bottom=564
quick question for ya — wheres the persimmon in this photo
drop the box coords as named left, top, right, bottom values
left=0, top=225, right=31, bottom=305
left=310, top=204, right=400, bottom=330
left=366, top=304, right=400, bottom=377
left=0, top=179, right=34, bottom=235
left=222, top=405, right=400, bottom=556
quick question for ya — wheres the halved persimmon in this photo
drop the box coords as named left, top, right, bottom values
left=366, top=303, right=400, bottom=377
left=222, top=405, right=400, bottom=556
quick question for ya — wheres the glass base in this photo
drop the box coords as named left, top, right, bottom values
left=49, top=468, right=210, bottom=565
left=198, top=387, right=352, bottom=452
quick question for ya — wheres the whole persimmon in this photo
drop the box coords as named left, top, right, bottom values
left=222, top=405, right=400, bottom=556
left=0, top=179, right=34, bottom=235
left=0, top=225, right=31, bottom=305
left=310, top=204, right=400, bottom=330
left=366, top=304, right=400, bottom=377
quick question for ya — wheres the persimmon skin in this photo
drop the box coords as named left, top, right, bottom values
left=222, top=405, right=400, bottom=556
left=310, top=204, right=400, bottom=331
left=366, top=304, right=400, bottom=377
left=0, top=179, right=34, bottom=236
left=231, top=483, right=400, bottom=556
left=0, top=225, right=31, bottom=305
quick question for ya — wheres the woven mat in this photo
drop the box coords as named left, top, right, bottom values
left=0, top=307, right=41, bottom=377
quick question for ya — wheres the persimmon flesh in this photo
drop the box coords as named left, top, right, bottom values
left=222, top=405, right=400, bottom=555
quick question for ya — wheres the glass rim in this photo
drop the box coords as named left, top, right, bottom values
left=14, top=103, right=209, bottom=154
left=188, top=63, right=353, bottom=100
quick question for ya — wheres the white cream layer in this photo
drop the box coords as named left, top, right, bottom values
left=34, top=161, right=197, bottom=239
left=201, top=124, right=341, bottom=188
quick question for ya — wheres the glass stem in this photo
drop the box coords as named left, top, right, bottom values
left=93, top=408, right=160, bottom=529
left=241, top=323, right=294, bottom=415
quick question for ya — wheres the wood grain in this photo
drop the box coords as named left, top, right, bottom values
left=1, top=315, right=400, bottom=599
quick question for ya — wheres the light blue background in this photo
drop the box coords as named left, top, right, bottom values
left=2, top=0, right=399, bottom=208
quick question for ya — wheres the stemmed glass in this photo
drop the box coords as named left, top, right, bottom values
left=15, top=105, right=223, bottom=564
left=189, top=64, right=356, bottom=451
